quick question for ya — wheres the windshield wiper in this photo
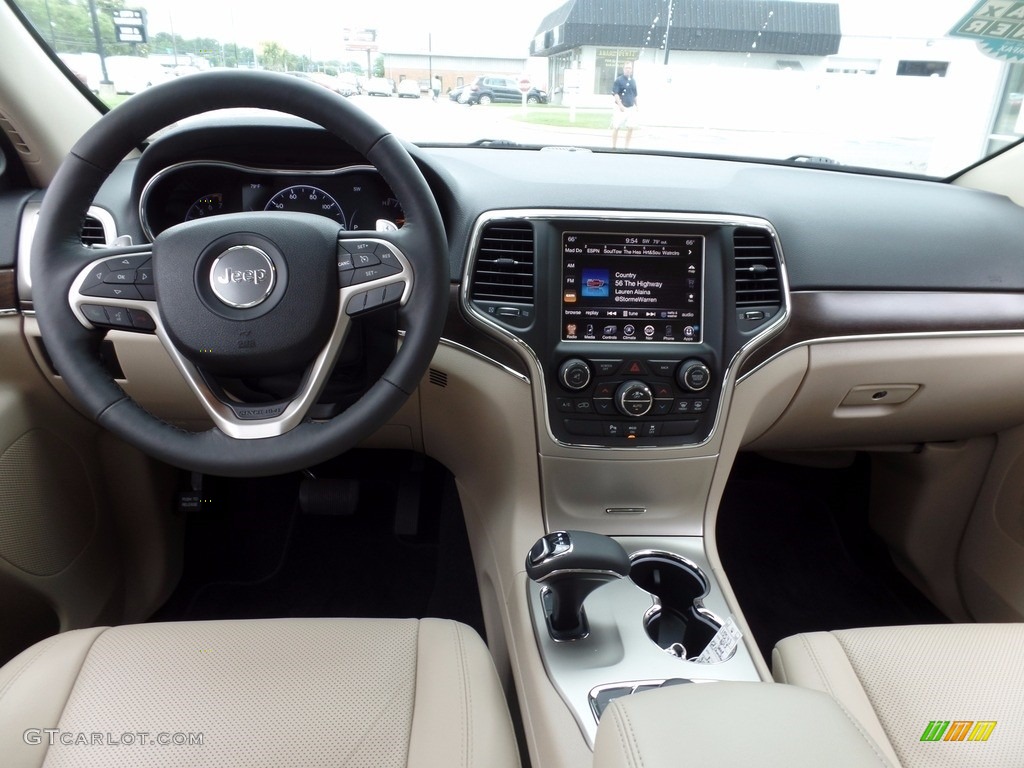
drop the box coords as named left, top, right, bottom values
left=785, top=155, right=841, bottom=167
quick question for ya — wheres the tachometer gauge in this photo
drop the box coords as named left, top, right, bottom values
left=265, top=185, right=347, bottom=228
left=185, top=193, right=225, bottom=220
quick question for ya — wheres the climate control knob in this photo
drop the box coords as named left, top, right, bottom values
left=558, top=359, right=592, bottom=391
left=677, top=360, right=711, bottom=392
left=616, top=380, right=653, bottom=417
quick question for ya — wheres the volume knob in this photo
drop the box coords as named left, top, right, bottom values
left=558, top=359, right=592, bottom=391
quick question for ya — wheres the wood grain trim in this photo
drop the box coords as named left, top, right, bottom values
left=741, top=291, right=1024, bottom=376
left=0, top=269, right=16, bottom=311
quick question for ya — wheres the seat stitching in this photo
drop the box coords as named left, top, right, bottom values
left=617, top=701, right=647, bottom=768
left=799, top=634, right=838, bottom=699
left=607, top=703, right=639, bottom=768
left=828, top=696, right=894, bottom=767
left=0, top=635, right=62, bottom=703
left=405, top=620, right=420, bottom=768
left=455, top=623, right=470, bottom=768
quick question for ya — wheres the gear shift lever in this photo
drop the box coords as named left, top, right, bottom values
left=526, top=530, right=631, bottom=640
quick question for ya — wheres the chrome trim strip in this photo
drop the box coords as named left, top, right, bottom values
left=19, top=202, right=118, bottom=305
left=737, top=326, right=1024, bottom=382
left=459, top=209, right=791, bottom=452
left=139, top=161, right=382, bottom=241
left=436, top=336, right=531, bottom=383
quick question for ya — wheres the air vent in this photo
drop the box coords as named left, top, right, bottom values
left=0, top=109, right=33, bottom=157
left=81, top=215, right=108, bottom=247
left=734, top=228, right=781, bottom=309
left=428, top=369, right=448, bottom=388
left=470, top=221, right=535, bottom=305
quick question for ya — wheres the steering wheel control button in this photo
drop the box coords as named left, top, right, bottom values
left=104, top=306, right=133, bottom=329
left=81, top=304, right=109, bottom=325
left=616, top=381, right=654, bottom=417
left=559, top=359, right=592, bottom=391
left=135, top=263, right=153, bottom=285
left=103, top=269, right=136, bottom=284
left=209, top=245, right=276, bottom=309
left=677, top=359, right=711, bottom=392
left=383, top=282, right=406, bottom=304
left=104, top=254, right=150, bottom=270
left=82, top=283, right=142, bottom=300
left=127, top=309, right=156, bottom=332
left=374, top=246, right=402, bottom=270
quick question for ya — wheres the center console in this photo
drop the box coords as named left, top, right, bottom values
left=463, top=211, right=784, bottom=451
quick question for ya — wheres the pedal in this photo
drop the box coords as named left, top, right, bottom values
left=298, top=478, right=360, bottom=516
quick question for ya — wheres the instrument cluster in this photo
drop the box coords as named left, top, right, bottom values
left=140, top=161, right=404, bottom=240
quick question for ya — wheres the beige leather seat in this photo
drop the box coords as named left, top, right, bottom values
left=773, top=624, right=1024, bottom=768
left=0, top=617, right=520, bottom=768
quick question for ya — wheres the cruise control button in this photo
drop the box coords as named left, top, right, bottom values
left=339, top=240, right=376, bottom=256
left=337, top=252, right=355, bottom=272
left=351, top=265, right=390, bottom=284
left=352, top=251, right=381, bottom=268
left=374, top=246, right=402, bottom=271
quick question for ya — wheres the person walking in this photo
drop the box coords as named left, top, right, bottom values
left=432, top=75, right=442, bottom=102
left=611, top=62, right=639, bottom=149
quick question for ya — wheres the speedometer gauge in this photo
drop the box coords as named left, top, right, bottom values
left=265, top=185, right=347, bottom=228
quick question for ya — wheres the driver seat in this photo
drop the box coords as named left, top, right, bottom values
left=0, top=617, right=521, bottom=768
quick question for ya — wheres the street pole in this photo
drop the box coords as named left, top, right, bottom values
left=86, top=0, right=111, bottom=88
left=663, top=0, right=673, bottom=66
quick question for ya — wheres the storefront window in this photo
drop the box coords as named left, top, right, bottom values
left=595, top=48, right=639, bottom=97
left=988, top=63, right=1024, bottom=154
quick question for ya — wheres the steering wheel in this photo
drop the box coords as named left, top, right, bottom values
left=30, top=71, right=448, bottom=477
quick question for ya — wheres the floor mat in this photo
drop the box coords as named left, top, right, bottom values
left=716, top=452, right=948, bottom=664
left=151, top=452, right=485, bottom=639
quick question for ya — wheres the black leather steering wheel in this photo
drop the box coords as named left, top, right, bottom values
left=31, top=71, right=448, bottom=477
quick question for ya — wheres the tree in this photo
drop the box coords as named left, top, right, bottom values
left=372, top=54, right=384, bottom=78
left=259, top=40, right=285, bottom=71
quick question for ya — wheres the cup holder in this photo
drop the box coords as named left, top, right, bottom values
left=629, top=551, right=729, bottom=663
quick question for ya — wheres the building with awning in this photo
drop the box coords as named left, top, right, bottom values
left=530, top=0, right=841, bottom=107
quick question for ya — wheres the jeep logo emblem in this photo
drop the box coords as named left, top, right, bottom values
left=209, top=246, right=275, bottom=308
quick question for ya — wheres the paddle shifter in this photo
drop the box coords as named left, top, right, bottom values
left=526, top=530, right=631, bottom=640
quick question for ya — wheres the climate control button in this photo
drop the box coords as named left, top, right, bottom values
left=615, top=380, right=654, bottom=417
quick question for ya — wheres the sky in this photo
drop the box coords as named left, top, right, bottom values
left=137, top=0, right=567, bottom=61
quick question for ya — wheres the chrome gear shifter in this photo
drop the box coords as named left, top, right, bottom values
left=526, top=530, right=631, bottom=640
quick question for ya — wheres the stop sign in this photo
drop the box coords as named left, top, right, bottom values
left=518, top=76, right=531, bottom=93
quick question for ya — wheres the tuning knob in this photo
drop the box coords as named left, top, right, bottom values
left=676, top=360, right=711, bottom=392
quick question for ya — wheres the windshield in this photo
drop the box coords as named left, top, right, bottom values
left=10, top=0, right=1024, bottom=177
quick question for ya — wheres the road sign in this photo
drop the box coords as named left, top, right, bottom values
left=518, top=76, right=531, bottom=94
left=112, top=9, right=147, bottom=44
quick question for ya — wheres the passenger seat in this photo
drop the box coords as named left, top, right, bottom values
left=772, top=624, right=1024, bottom=767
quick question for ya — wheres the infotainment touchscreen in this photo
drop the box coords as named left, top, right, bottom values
left=561, top=231, right=703, bottom=342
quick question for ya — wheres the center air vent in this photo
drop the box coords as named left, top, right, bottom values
left=733, top=227, right=781, bottom=310
left=470, top=221, right=535, bottom=305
